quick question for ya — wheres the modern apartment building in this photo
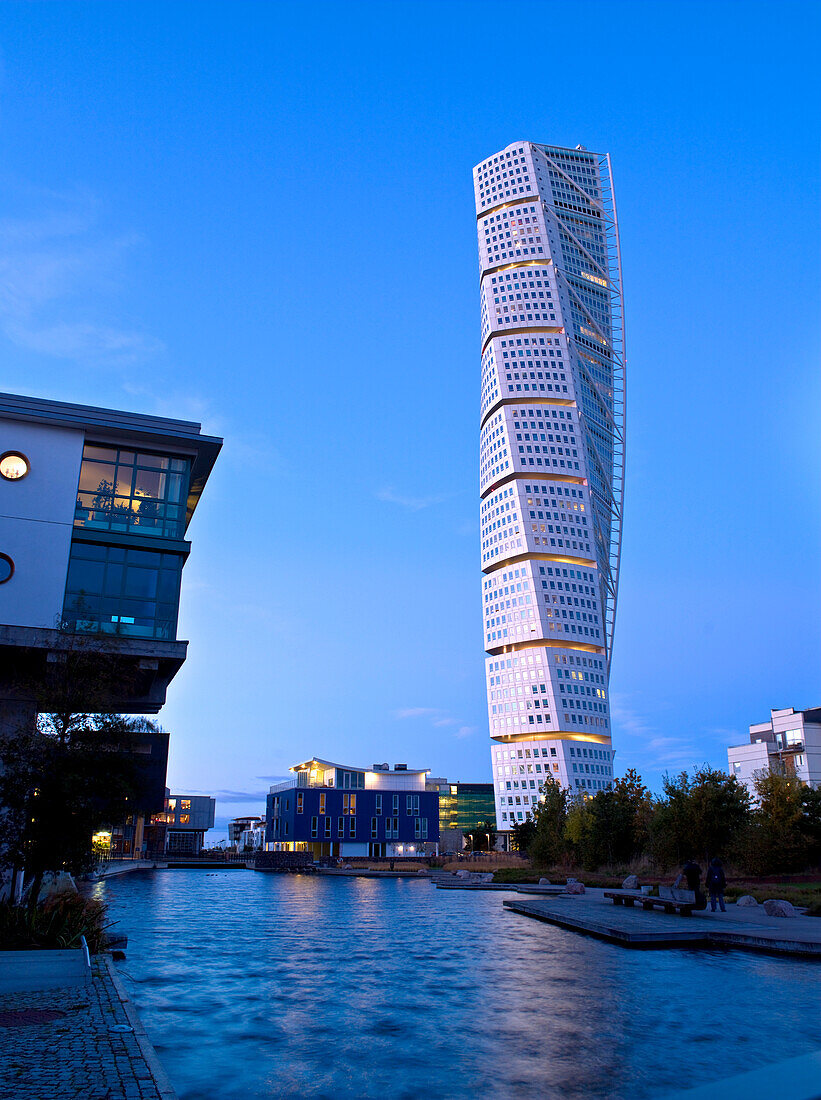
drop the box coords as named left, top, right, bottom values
left=145, top=791, right=216, bottom=855
left=266, top=759, right=440, bottom=859
left=473, top=142, right=626, bottom=842
left=228, top=815, right=266, bottom=848
left=727, top=707, right=821, bottom=797
left=0, top=391, right=222, bottom=732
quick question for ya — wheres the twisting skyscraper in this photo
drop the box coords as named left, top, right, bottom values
left=473, top=141, right=625, bottom=843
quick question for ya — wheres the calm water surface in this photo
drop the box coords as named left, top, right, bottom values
left=97, top=870, right=821, bottom=1100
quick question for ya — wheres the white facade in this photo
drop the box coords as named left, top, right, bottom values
left=0, top=420, right=84, bottom=628
left=728, top=707, right=821, bottom=797
left=473, top=142, right=626, bottom=834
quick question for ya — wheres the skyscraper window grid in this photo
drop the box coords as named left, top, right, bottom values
left=474, top=142, right=626, bottom=838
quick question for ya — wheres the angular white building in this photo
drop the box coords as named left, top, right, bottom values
left=473, top=142, right=625, bottom=841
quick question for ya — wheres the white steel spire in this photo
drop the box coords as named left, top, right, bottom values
left=473, top=141, right=626, bottom=842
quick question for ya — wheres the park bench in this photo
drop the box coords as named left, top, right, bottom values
left=603, top=886, right=696, bottom=916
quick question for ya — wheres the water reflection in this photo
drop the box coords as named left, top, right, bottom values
left=98, top=871, right=821, bottom=1100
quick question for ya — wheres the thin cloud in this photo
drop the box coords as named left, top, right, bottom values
left=0, top=196, right=164, bottom=368
left=376, top=486, right=450, bottom=511
left=394, top=706, right=478, bottom=740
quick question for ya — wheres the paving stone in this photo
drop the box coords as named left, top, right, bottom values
left=0, top=958, right=176, bottom=1100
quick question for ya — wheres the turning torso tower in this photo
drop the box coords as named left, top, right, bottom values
left=473, top=141, right=625, bottom=844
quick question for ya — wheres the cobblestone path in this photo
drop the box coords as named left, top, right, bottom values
left=0, top=956, right=175, bottom=1100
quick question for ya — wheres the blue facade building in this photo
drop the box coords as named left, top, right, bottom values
left=266, top=759, right=440, bottom=859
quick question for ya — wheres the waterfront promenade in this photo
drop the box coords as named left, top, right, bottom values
left=505, top=887, right=821, bottom=956
left=0, top=956, right=176, bottom=1100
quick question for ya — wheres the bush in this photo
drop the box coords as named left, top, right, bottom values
left=0, top=894, right=112, bottom=953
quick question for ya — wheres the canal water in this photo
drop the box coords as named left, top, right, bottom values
left=98, top=870, right=821, bottom=1100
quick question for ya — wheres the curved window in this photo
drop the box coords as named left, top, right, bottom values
left=0, top=553, right=14, bottom=583
left=0, top=452, right=30, bottom=481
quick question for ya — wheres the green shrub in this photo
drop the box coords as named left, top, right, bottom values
left=0, top=893, right=112, bottom=953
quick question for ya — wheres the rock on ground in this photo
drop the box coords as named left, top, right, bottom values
left=538, top=877, right=551, bottom=886
left=762, top=898, right=797, bottom=918
left=565, top=881, right=586, bottom=895
left=735, top=895, right=758, bottom=907
left=622, top=874, right=639, bottom=890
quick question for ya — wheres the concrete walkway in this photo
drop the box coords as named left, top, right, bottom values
left=0, top=956, right=176, bottom=1100
left=505, top=888, right=821, bottom=956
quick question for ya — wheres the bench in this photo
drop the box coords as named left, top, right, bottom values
left=604, top=887, right=696, bottom=916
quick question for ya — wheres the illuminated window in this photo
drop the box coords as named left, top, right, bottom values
left=297, top=792, right=304, bottom=814
left=181, top=800, right=191, bottom=811
left=74, top=443, right=189, bottom=539
left=319, top=793, right=326, bottom=814
left=179, top=814, right=190, bottom=824
left=0, top=452, right=29, bottom=481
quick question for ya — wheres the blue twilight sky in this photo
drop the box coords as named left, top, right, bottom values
left=1, top=0, right=819, bottom=836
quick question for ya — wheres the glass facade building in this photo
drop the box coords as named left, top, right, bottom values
left=473, top=142, right=625, bottom=840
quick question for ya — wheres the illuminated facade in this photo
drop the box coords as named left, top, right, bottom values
left=266, top=760, right=440, bottom=859
left=473, top=142, right=626, bottom=839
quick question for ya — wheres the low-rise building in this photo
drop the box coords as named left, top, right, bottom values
left=228, top=815, right=265, bottom=848
left=238, top=823, right=266, bottom=851
left=146, top=791, right=216, bottom=855
left=727, top=707, right=821, bottom=797
left=266, top=759, right=440, bottom=859
left=427, top=779, right=496, bottom=835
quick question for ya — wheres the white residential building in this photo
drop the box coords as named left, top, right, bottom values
left=473, top=142, right=626, bottom=840
left=727, top=707, right=821, bottom=797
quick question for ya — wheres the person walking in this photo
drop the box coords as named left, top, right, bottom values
left=706, top=857, right=727, bottom=913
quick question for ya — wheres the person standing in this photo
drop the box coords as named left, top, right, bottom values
left=676, top=859, right=706, bottom=910
left=706, top=857, right=727, bottom=913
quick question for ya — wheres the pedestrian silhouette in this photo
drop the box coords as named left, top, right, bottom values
left=706, top=857, right=727, bottom=912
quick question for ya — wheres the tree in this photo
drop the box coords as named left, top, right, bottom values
left=650, top=766, right=751, bottom=869
left=734, top=769, right=821, bottom=874
left=529, top=775, right=569, bottom=866
left=0, top=712, right=161, bottom=909
left=1, top=627, right=159, bottom=908
left=511, top=817, right=537, bottom=854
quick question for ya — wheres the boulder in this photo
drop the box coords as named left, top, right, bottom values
left=763, top=899, right=797, bottom=918
left=622, top=874, right=639, bottom=890
left=565, top=881, right=586, bottom=895
left=735, top=895, right=759, bottom=908
left=538, top=877, right=552, bottom=886
left=456, top=869, right=471, bottom=878
left=478, top=872, right=494, bottom=883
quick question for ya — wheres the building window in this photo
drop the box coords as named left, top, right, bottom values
left=74, top=443, right=189, bottom=539
left=392, top=794, right=399, bottom=815
left=62, top=541, right=183, bottom=640
left=311, top=817, right=318, bottom=838
left=414, top=819, right=421, bottom=839
left=343, top=793, right=356, bottom=815
left=406, top=795, right=419, bottom=816
left=319, top=793, right=326, bottom=814
left=371, top=817, right=378, bottom=839
left=0, top=452, right=29, bottom=481
left=375, top=794, right=382, bottom=816
left=297, top=793, right=304, bottom=814
left=179, top=815, right=190, bottom=825
left=0, top=553, right=14, bottom=584
left=732, top=762, right=741, bottom=774
left=181, top=800, right=191, bottom=811
left=324, top=817, right=331, bottom=838
left=421, top=818, right=428, bottom=839
left=349, top=817, right=356, bottom=838
left=337, top=818, right=344, bottom=838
